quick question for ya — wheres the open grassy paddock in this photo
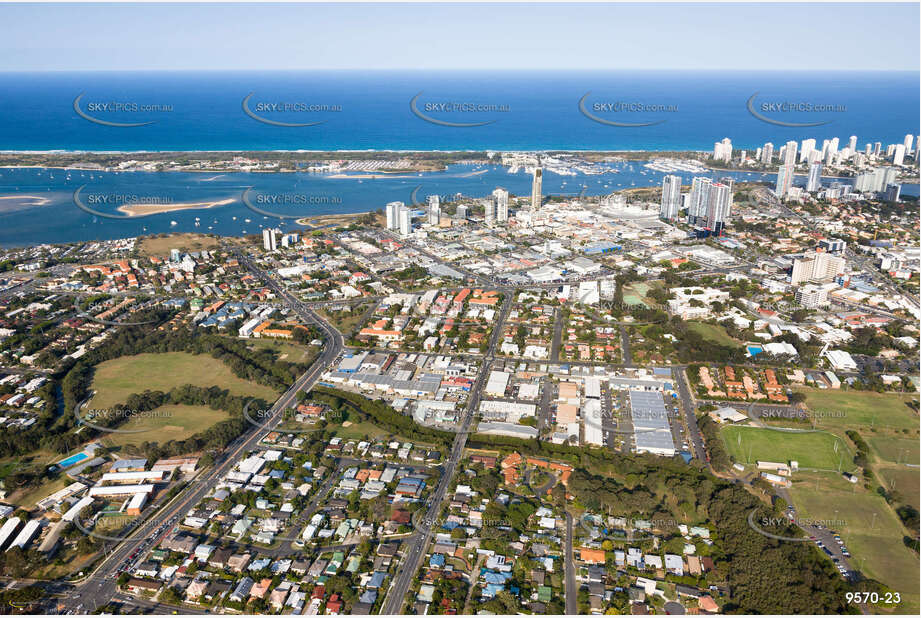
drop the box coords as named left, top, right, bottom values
left=100, top=403, right=231, bottom=449
left=876, top=466, right=920, bottom=512
left=797, top=388, right=918, bottom=432
left=88, top=351, right=278, bottom=411
left=790, top=470, right=920, bottom=613
left=687, top=321, right=741, bottom=347
left=867, top=435, right=920, bottom=465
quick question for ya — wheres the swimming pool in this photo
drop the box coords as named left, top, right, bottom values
left=747, top=345, right=763, bottom=357
left=57, top=452, right=89, bottom=468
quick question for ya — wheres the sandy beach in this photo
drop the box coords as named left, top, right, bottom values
left=116, top=197, right=236, bottom=217
left=0, top=194, right=52, bottom=207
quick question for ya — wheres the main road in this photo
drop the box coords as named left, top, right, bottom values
left=52, top=250, right=344, bottom=614
left=379, top=292, right=513, bottom=614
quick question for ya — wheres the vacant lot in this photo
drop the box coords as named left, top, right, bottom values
left=791, top=470, right=919, bottom=613
left=101, top=404, right=230, bottom=449
left=137, top=233, right=221, bottom=257
left=89, top=352, right=278, bottom=411
left=798, top=388, right=918, bottom=431
left=687, top=321, right=740, bottom=347
left=622, top=280, right=664, bottom=309
left=246, top=337, right=319, bottom=364
left=721, top=425, right=854, bottom=471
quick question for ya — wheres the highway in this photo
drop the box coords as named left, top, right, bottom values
left=52, top=249, right=344, bottom=614
left=673, top=365, right=707, bottom=461
left=379, top=292, right=513, bottom=614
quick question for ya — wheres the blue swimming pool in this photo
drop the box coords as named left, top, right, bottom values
left=747, top=345, right=763, bottom=357
left=57, top=452, right=89, bottom=468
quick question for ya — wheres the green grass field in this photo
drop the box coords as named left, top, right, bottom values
left=790, top=471, right=920, bottom=613
left=687, top=321, right=741, bottom=347
left=867, top=435, right=920, bottom=465
left=877, top=466, right=920, bottom=512
left=798, top=388, right=918, bottom=431
left=721, top=425, right=854, bottom=471
left=89, top=351, right=278, bottom=410
left=100, top=404, right=230, bottom=449
left=331, top=420, right=389, bottom=441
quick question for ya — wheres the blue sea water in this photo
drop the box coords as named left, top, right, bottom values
left=0, top=70, right=918, bottom=151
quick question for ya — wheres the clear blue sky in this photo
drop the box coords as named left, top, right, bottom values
left=1, top=2, right=918, bottom=71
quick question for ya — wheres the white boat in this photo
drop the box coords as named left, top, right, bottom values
left=170, top=220, right=178, bottom=226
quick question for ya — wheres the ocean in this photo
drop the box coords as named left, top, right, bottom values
left=1, top=70, right=918, bottom=152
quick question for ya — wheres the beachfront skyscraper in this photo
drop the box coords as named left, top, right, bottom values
left=772, top=140, right=798, bottom=199
left=386, top=201, right=403, bottom=230
left=806, top=161, right=823, bottom=192
left=262, top=228, right=278, bottom=251
left=775, top=165, right=792, bottom=199
left=493, top=188, right=509, bottom=223
left=427, top=195, right=440, bottom=225
left=800, top=139, right=815, bottom=163
left=783, top=140, right=798, bottom=167
left=705, top=182, right=731, bottom=235
left=825, top=137, right=839, bottom=165
left=484, top=195, right=496, bottom=225
left=398, top=205, right=412, bottom=236
left=687, top=177, right=712, bottom=224
left=761, top=142, right=774, bottom=165
left=713, top=137, right=732, bottom=163
left=660, top=175, right=681, bottom=221
left=530, top=166, right=542, bottom=212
